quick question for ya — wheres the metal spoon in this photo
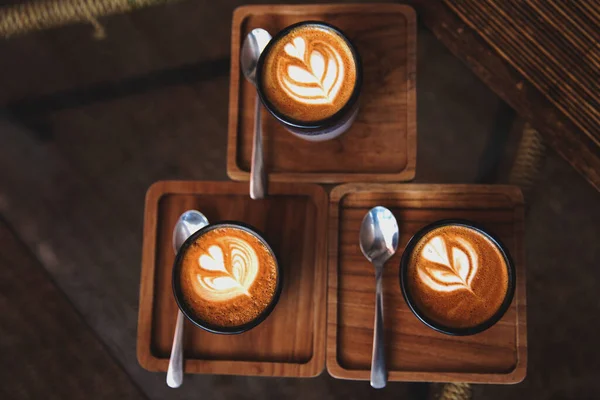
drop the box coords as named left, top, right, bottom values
left=166, top=210, right=209, bottom=388
left=241, top=28, right=272, bottom=200
left=359, top=206, right=399, bottom=389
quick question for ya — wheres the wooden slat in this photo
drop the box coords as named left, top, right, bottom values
left=454, top=1, right=600, bottom=138
left=446, top=0, right=600, bottom=142
left=444, top=0, right=600, bottom=155
left=414, top=0, right=600, bottom=192
left=0, top=218, right=147, bottom=400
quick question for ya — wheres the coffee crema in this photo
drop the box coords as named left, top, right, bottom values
left=405, top=225, right=509, bottom=330
left=261, top=24, right=357, bottom=122
left=180, top=227, right=278, bottom=328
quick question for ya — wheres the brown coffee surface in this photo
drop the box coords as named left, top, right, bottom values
left=180, top=227, right=278, bottom=328
left=406, top=225, right=509, bottom=330
left=261, top=24, right=357, bottom=122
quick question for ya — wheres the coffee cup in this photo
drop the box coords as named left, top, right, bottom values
left=172, top=221, right=282, bottom=334
left=256, top=21, right=362, bottom=141
left=400, top=220, right=516, bottom=336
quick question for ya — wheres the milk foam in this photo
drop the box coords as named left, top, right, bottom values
left=279, top=36, right=345, bottom=105
left=195, top=237, right=259, bottom=302
left=417, top=235, right=479, bottom=293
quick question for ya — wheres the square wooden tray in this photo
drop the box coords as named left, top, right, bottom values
left=137, top=181, right=328, bottom=377
left=227, top=4, right=417, bottom=183
left=327, top=184, right=527, bottom=383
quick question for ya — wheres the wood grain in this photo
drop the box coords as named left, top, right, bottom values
left=0, top=218, right=147, bottom=400
left=138, top=180, right=328, bottom=377
left=227, top=3, right=416, bottom=183
left=444, top=0, right=600, bottom=150
left=327, top=183, right=527, bottom=383
left=415, top=0, right=600, bottom=191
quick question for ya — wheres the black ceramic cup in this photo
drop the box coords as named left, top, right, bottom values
left=172, top=221, right=282, bottom=334
left=256, top=21, right=362, bottom=141
left=399, top=220, right=516, bottom=336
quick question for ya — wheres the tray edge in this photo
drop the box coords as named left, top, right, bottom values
left=137, top=181, right=169, bottom=371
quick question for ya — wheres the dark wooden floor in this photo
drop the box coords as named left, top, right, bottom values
left=0, top=1, right=599, bottom=399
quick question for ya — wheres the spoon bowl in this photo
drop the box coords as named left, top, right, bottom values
left=241, top=28, right=272, bottom=85
left=172, top=210, right=209, bottom=253
left=359, top=206, right=399, bottom=265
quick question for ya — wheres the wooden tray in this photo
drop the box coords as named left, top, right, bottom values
left=227, top=4, right=417, bottom=183
left=327, top=184, right=527, bottom=383
left=137, top=181, right=328, bottom=377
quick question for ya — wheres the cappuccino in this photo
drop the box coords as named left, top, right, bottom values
left=403, top=224, right=511, bottom=331
left=256, top=21, right=362, bottom=141
left=261, top=24, right=357, bottom=122
left=178, top=225, right=279, bottom=329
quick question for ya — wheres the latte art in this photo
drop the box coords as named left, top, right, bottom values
left=280, top=36, right=345, bottom=105
left=418, top=235, right=479, bottom=293
left=260, top=24, right=358, bottom=122
left=196, top=237, right=259, bottom=302
left=179, top=226, right=279, bottom=329
left=405, top=224, right=510, bottom=330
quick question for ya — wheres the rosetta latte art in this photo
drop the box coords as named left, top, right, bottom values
left=195, top=237, right=259, bottom=302
left=279, top=36, right=345, bottom=105
left=417, top=236, right=479, bottom=293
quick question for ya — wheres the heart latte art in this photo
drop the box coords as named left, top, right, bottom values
left=406, top=225, right=510, bottom=330
left=261, top=24, right=357, bottom=122
left=280, top=36, right=345, bottom=105
left=418, top=235, right=479, bottom=293
left=179, top=226, right=278, bottom=328
left=196, top=237, right=259, bottom=301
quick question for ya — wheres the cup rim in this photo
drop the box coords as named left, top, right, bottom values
left=399, top=219, right=516, bottom=336
left=255, top=20, right=363, bottom=130
left=172, top=221, right=282, bottom=335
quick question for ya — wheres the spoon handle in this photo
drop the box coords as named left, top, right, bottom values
left=371, top=265, right=387, bottom=389
left=166, top=310, right=185, bottom=388
left=250, top=95, right=266, bottom=199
